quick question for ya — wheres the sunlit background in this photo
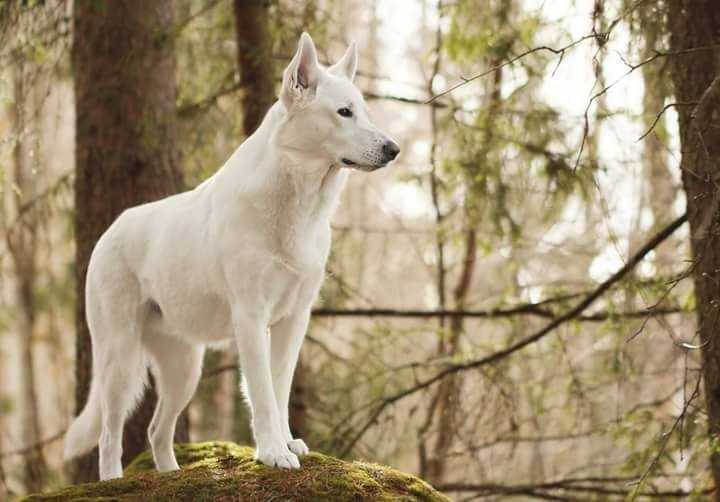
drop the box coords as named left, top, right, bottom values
left=0, top=0, right=709, bottom=499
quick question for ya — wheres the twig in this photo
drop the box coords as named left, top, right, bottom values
left=177, top=70, right=239, bottom=116
left=201, top=334, right=350, bottom=379
left=427, top=35, right=597, bottom=104
left=628, top=373, right=702, bottom=500
left=636, top=102, right=698, bottom=142
left=0, top=430, right=65, bottom=459
left=365, top=92, right=448, bottom=108
left=171, top=0, right=225, bottom=38
left=574, top=44, right=720, bottom=170
left=2, top=170, right=73, bottom=252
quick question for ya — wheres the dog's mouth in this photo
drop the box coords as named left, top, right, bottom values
left=341, top=158, right=388, bottom=170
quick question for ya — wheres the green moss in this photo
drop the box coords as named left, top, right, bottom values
left=23, top=441, right=450, bottom=502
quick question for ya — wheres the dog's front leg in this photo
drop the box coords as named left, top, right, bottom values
left=271, top=307, right=311, bottom=456
left=233, top=309, right=300, bottom=469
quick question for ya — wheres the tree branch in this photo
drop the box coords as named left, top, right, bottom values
left=437, top=476, right=712, bottom=499
left=427, top=35, right=597, bottom=103
left=0, top=430, right=65, bottom=459
left=636, top=102, right=698, bottom=142
left=338, top=213, right=688, bottom=457
left=364, top=92, right=448, bottom=108
left=575, top=44, right=720, bottom=170
left=629, top=373, right=702, bottom=500
left=311, top=306, right=686, bottom=321
left=177, top=70, right=240, bottom=116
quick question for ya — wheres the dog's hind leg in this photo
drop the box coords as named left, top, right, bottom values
left=90, top=275, right=148, bottom=480
left=144, top=331, right=204, bottom=472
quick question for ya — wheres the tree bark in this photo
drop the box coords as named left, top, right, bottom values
left=232, top=0, right=310, bottom=441
left=233, top=0, right=275, bottom=136
left=667, top=0, right=720, bottom=496
left=72, top=0, right=186, bottom=483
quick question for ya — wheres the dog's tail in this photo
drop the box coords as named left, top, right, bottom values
left=64, top=376, right=102, bottom=460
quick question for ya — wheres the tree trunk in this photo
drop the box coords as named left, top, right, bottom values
left=232, top=0, right=310, bottom=441
left=667, top=0, right=720, bottom=496
left=233, top=0, right=275, bottom=136
left=423, top=41, right=502, bottom=482
left=425, top=228, right=477, bottom=484
left=72, top=0, right=186, bottom=483
left=418, top=0, right=448, bottom=478
left=640, top=14, right=675, bottom=269
left=7, top=55, right=48, bottom=494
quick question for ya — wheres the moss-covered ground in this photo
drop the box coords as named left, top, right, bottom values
left=22, top=441, right=451, bottom=501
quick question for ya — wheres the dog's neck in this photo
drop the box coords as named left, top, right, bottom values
left=266, top=102, right=348, bottom=221
left=212, top=101, right=347, bottom=268
left=265, top=104, right=348, bottom=268
left=215, top=101, right=348, bottom=208
left=276, top=153, right=344, bottom=205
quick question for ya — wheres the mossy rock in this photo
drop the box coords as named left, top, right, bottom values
left=23, top=441, right=450, bottom=501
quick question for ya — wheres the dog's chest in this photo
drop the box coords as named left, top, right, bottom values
left=265, top=184, right=333, bottom=272
left=263, top=257, right=322, bottom=325
left=258, top=217, right=328, bottom=324
left=265, top=261, right=307, bottom=324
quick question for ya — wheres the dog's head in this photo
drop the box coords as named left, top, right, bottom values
left=278, top=33, right=400, bottom=171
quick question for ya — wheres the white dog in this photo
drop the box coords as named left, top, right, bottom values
left=64, top=33, right=399, bottom=480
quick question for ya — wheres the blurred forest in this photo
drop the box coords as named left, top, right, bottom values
left=1, top=0, right=719, bottom=499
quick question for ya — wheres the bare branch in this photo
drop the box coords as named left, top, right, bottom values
left=338, top=214, right=688, bottom=456
left=311, top=306, right=686, bottom=322
left=575, top=44, right=720, bottom=170
left=437, top=475, right=711, bottom=499
left=691, top=73, right=720, bottom=127
left=0, top=430, right=65, bottom=459
left=629, top=373, right=702, bottom=500
left=636, top=102, right=698, bottom=142
left=177, top=70, right=240, bottom=116
left=2, top=170, right=73, bottom=253
left=427, top=35, right=597, bottom=104
left=364, top=92, right=448, bottom=108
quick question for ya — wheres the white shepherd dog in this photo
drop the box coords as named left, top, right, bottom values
left=64, top=32, right=400, bottom=480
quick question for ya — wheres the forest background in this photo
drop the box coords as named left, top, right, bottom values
left=1, top=0, right=719, bottom=500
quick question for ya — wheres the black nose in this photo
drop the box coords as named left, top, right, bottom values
left=382, top=141, right=400, bottom=161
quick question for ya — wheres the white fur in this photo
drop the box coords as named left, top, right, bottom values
left=63, top=33, right=399, bottom=480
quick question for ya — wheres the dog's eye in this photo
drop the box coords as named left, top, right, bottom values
left=337, top=107, right=353, bottom=118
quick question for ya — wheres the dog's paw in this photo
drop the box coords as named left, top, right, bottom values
left=287, top=438, right=309, bottom=456
left=255, top=441, right=300, bottom=469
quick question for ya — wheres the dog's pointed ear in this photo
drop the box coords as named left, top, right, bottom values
left=329, top=42, right=358, bottom=81
left=281, top=32, right=321, bottom=109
